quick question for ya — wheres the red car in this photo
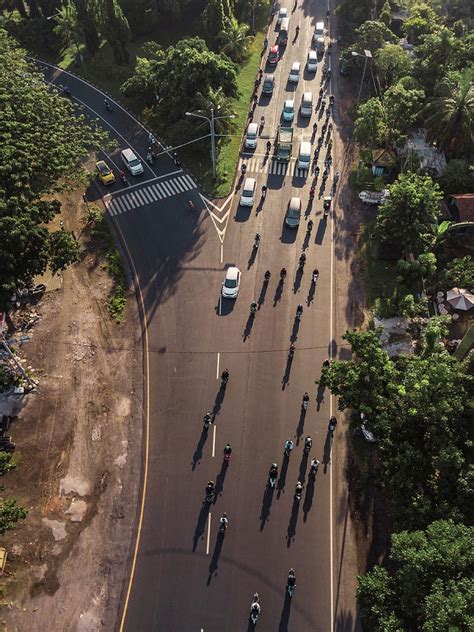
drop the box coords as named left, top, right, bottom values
left=268, top=45, right=280, bottom=65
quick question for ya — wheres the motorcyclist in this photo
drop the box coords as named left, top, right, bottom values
left=258, top=68, right=263, bottom=79
left=289, top=343, right=296, bottom=357
left=334, top=170, right=340, bottom=182
left=322, top=359, right=330, bottom=368
left=313, top=122, right=317, bottom=134
left=262, top=184, right=268, bottom=197
left=295, top=481, right=303, bottom=496
left=296, top=304, right=303, bottom=318
left=260, top=115, right=265, bottom=126
left=303, top=392, right=310, bottom=405
left=280, top=267, right=287, bottom=279
left=309, top=186, right=315, bottom=199
left=250, top=301, right=258, bottom=314
left=295, top=24, right=300, bottom=36
left=312, top=268, right=319, bottom=283
left=288, top=569, right=296, bottom=586
left=304, top=435, right=313, bottom=450
left=188, top=199, right=195, bottom=211
left=219, top=512, right=228, bottom=529
left=104, top=98, right=111, bottom=111
left=254, top=232, right=261, bottom=247
left=250, top=595, right=261, bottom=615
left=264, top=270, right=271, bottom=281
left=224, top=443, right=232, bottom=456
left=203, top=411, right=212, bottom=425
left=329, top=416, right=338, bottom=432
left=266, top=140, right=272, bottom=153
left=310, top=458, right=320, bottom=473
left=269, top=463, right=278, bottom=478
left=221, top=368, right=229, bottom=382
left=206, top=480, right=215, bottom=494
left=315, top=165, right=320, bottom=176
left=307, top=219, right=313, bottom=231
left=299, top=253, right=306, bottom=267
left=241, top=162, right=247, bottom=175
left=284, top=439, right=294, bottom=453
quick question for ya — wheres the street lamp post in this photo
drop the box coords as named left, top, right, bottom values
left=352, top=49, right=372, bottom=108
left=185, top=109, right=235, bottom=179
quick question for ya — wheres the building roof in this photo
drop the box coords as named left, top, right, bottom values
left=372, top=148, right=398, bottom=167
left=450, top=194, right=474, bottom=223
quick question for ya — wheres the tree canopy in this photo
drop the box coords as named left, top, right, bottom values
left=375, top=173, right=442, bottom=257
left=0, top=30, right=104, bottom=305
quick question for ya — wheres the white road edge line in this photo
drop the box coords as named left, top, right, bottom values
left=216, top=352, right=220, bottom=380
left=206, top=514, right=211, bottom=555
left=220, top=243, right=224, bottom=263
left=212, top=424, right=216, bottom=458
left=328, top=3, right=335, bottom=629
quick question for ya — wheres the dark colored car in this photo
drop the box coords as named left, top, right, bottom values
left=262, top=74, right=275, bottom=94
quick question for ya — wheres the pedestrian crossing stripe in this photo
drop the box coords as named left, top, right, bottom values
left=238, top=156, right=324, bottom=178
left=107, top=174, right=197, bottom=216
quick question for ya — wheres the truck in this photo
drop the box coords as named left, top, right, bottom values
left=358, top=189, right=390, bottom=205
left=313, top=21, right=325, bottom=53
left=276, top=127, right=293, bottom=162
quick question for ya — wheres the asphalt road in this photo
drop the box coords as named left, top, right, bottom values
left=39, top=1, right=358, bottom=629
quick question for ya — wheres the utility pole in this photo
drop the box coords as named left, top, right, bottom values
left=185, top=109, right=235, bottom=180
left=352, top=49, right=373, bottom=108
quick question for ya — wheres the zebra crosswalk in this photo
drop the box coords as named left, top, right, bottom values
left=238, top=156, right=312, bottom=178
left=106, top=173, right=197, bottom=216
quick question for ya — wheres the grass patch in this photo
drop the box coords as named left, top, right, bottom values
left=359, top=222, right=399, bottom=313
left=90, top=210, right=127, bottom=322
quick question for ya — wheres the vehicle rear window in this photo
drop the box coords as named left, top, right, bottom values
left=225, top=279, right=237, bottom=288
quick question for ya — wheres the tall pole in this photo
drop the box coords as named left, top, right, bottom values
left=210, top=108, right=216, bottom=180
left=356, top=55, right=368, bottom=108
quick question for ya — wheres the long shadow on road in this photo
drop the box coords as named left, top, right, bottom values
left=303, top=474, right=316, bottom=521
left=259, top=484, right=274, bottom=531
left=286, top=497, right=301, bottom=547
left=207, top=531, right=225, bottom=585
left=278, top=593, right=292, bottom=632
left=295, top=408, right=306, bottom=445
left=298, top=451, right=308, bottom=484
left=192, top=504, right=210, bottom=551
left=215, top=461, right=228, bottom=501
left=243, top=314, right=255, bottom=341
left=257, top=281, right=268, bottom=309
left=323, top=430, right=333, bottom=473
left=273, top=279, right=284, bottom=306
left=277, top=455, right=290, bottom=499
left=192, top=427, right=209, bottom=470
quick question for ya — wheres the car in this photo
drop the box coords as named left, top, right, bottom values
left=121, top=148, right=144, bottom=175
left=244, top=123, right=259, bottom=149
left=285, top=197, right=301, bottom=228
left=95, top=160, right=116, bottom=185
left=222, top=266, right=241, bottom=299
left=262, top=74, right=275, bottom=95
left=282, top=99, right=295, bottom=122
left=277, top=7, right=288, bottom=25
left=288, top=61, right=301, bottom=83
left=268, top=45, right=280, bottom=66
left=307, top=50, right=318, bottom=72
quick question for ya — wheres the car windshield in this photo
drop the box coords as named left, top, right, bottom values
left=288, top=208, right=300, bottom=217
left=247, top=131, right=257, bottom=139
left=291, top=69, right=298, bottom=76
left=129, top=158, right=141, bottom=167
left=98, top=164, right=109, bottom=174
left=225, top=278, right=237, bottom=288
left=242, top=189, right=253, bottom=197
left=284, top=103, right=293, bottom=112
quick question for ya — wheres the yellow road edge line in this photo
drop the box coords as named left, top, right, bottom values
left=110, top=218, right=150, bottom=632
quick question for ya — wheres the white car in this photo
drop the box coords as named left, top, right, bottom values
left=307, top=50, right=318, bottom=72
left=282, top=99, right=295, bottom=122
left=222, top=267, right=241, bottom=299
left=277, top=7, right=288, bottom=25
left=289, top=61, right=301, bottom=84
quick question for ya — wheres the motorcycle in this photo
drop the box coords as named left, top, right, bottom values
left=223, top=452, right=231, bottom=465
left=307, top=220, right=313, bottom=233
left=295, top=306, right=303, bottom=322
left=309, top=187, right=315, bottom=200
left=284, top=443, right=293, bottom=458
left=302, top=396, right=309, bottom=411
left=254, top=235, right=260, bottom=250
left=298, top=255, right=306, bottom=270
left=203, top=413, right=211, bottom=430
left=312, top=271, right=319, bottom=284
left=304, top=437, right=312, bottom=452
left=310, top=459, right=320, bottom=476
left=250, top=303, right=257, bottom=316
left=294, top=483, right=303, bottom=502
left=329, top=416, right=337, bottom=433
left=287, top=571, right=296, bottom=597
left=269, top=473, right=277, bottom=488
left=250, top=594, right=261, bottom=624
left=205, top=488, right=215, bottom=504
left=219, top=516, right=228, bottom=533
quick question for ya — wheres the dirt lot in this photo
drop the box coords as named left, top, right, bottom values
left=0, top=191, right=142, bottom=632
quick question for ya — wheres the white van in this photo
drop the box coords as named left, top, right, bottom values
left=245, top=123, right=259, bottom=149
left=307, top=50, right=318, bottom=72
left=314, top=20, right=325, bottom=52
left=300, top=92, right=313, bottom=117
left=289, top=61, right=301, bottom=83
left=240, top=177, right=256, bottom=206
left=297, top=141, right=311, bottom=170
left=121, top=148, right=144, bottom=175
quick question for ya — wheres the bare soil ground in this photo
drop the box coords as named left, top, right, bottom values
left=0, top=191, right=142, bottom=632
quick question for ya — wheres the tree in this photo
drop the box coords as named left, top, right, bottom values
left=414, top=27, right=465, bottom=94
left=52, top=0, right=82, bottom=60
left=0, top=498, right=27, bottom=533
left=73, top=0, right=100, bottom=56
left=358, top=520, right=474, bottom=632
left=375, top=173, right=442, bottom=256
left=354, top=97, right=387, bottom=147
left=101, top=0, right=130, bottom=65
left=354, top=20, right=396, bottom=54
left=383, top=80, right=425, bottom=143
left=436, top=159, right=474, bottom=195
left=202, top=0, right=228, bottom=46
left=0, top=31, right=105, bottom=306
left=436, top=256, right=474, bottom=292
left=322, top=330, right=473, bottom=529
left=374, top=44, right=414, bottom=93
left=422, top=68, right=474, bottom=153
left=49, top=231, right=81, bottom=273
left=403, top=2, right=441, bottom=45
left=0, top=452, right=16, bottom=476
left=121, top=37, right=238, bottom=137
left=217, top=15, right=253, bottom=62
left=397, top=252, right=437, bottom=292
left=379, top=0, right=392, bottom=27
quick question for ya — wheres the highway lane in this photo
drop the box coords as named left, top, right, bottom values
left=116, top=1, right=340, bottom=630
left=36, top=1, right=358, bottom=628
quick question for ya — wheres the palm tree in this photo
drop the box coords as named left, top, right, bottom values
left=192, top=86, right=236, bottom=137
left=422, top=69, right=474, bottom=153
left=52, top=1, right=82, bottom=61
left=218, top=16, right=253, bottom=62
